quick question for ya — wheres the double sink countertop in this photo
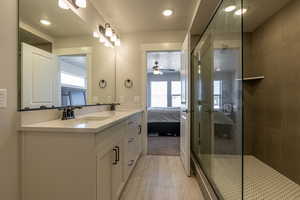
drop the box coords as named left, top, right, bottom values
left=19, top=109, right=144, bottom=133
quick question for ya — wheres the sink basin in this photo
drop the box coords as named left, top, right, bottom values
left=76, top=116, right=111, bottom=122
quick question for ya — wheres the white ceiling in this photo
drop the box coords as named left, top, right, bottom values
left=90, top=0, right=199, bottom=33
left=20, top=0, right=92, bottom=38
left=59, top=55, right=87, bottom=69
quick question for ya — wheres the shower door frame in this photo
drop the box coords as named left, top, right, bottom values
left=190, top=0, right=244, bottom=199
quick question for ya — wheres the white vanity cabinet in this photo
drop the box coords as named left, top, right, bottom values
left=21, top=112, right=143, bottom=200
left=124, top=114, right=143, bottom=180
left=96, top=122, right=125, bottom=200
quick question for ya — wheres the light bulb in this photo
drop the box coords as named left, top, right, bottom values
left=104, top=39, right=111, bottom=47
left=40, top=19, right=51, bottom=26
left=111, top=32, right=117, bottom=42
left=115, top=38, right=121, bottom=46
left=105, top=24, right=113, bottom=37
left=99, top=34, right=105, bottom=43
left=224, top=5, right=236, bottom=12
left=162, top=9, right=173, bottom=16
left=235, top=8, right=247, bottom=15
left=75, top=0, right=86, bottom=8
left=58, top=0, right=69, bottom=9
left=93, top=31, right=99, bottom=38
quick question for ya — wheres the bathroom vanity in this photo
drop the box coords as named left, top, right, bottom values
left=20, top=109, right=143, bottom=200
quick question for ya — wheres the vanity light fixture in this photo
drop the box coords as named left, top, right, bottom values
left=75, top=0, right=86, bottom=8
left=40, top=19, right=51, bottom=26
left=58, top=0, right=69, bottom=9
left=162, top=9, right=173, bottom=16
left=105, top=23, right=113, bottom=37
left=235, top=8, right=247, bottom=15
left=104, top=40, right=113, bottom=48
left=97, top=24, right=120, bottom=47
left=224, top=5, right=236, bottom=12
left=115, top=37, right=121, bottom=46
left=99, top=34, right=106, bottom=43
left=93, top=31, right=100, bottom=38
left=111, top=31, right=117, bottom=42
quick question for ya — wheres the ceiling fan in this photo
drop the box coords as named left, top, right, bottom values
left=152, top=61, right=176, bottom=75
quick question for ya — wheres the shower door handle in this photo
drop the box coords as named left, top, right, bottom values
left=182, top=109, right=189, bottom=113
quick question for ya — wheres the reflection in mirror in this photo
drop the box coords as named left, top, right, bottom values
left=19, top=0, right=116, bottom=110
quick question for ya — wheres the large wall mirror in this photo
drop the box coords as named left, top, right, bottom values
left=18, top=0, right=116, bottom=111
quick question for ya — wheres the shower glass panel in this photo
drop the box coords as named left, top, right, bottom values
left=191, top=0, right=243, bottom=199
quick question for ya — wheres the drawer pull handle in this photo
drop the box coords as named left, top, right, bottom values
left=112, top=148, right=118, bottom=165
left=115, top=146, right=120, bottom=162
left=138, top=125, right=142, bottom=135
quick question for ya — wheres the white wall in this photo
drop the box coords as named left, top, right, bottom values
left=0, top=1, right=19, bottom=200
left=115, top=30, right=186, bottom=108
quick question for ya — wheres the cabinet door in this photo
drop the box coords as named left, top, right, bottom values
left=112, top=140, right=124, bottom=200
left=97, top=148, right=113, bottom=200
left=97, top=141, right=124, bottom=200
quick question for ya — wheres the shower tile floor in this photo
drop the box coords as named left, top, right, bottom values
left=211, top=155, right=300, bottom=200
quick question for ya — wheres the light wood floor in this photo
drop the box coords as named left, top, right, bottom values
left=120, top=155, right=205, bottom=200
left=148, top=137, right=180, bottom=156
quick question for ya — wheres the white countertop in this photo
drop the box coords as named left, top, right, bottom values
left=20, top=109, right=144, bottom=133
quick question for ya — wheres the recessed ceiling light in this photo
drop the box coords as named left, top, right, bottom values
left=235, top=8, right=247, bottom=15
left=40, top=19, right=51, bottom=26
left=224, top=5, right=236, bottom=12
left=162, top=9, right=173, bottom=16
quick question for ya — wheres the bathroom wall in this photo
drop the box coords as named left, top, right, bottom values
left=115, top=30, right=185, bottom=107
left=246, top=0, right=300, bottom=184
left=0, top=0, right=19, bottom=200
left=243, top=33, right=255, bottom=155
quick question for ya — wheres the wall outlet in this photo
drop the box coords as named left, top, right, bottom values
left=0, top=89, right=7, bottom=108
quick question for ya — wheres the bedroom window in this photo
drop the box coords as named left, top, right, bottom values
left=171, top=81, right=181, bottom=107
left=214, top=80, right=222, bottom=109
left=151, top=81, right=168, bottom=107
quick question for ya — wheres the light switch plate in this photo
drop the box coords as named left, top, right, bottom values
left=0, top=89, right=7, bottom=108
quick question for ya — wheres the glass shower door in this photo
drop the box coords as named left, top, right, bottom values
left=191, top=0, right=243, bottom=199
left=192, top=34, right=214, bottom=177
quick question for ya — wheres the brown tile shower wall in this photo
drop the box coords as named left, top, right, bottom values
left=244, top=0, right=300, bottom=184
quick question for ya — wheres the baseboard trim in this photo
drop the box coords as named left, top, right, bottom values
left=191, top=153, right=219, bottom=200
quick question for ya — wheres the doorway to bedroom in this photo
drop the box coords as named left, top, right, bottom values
left=146, top=51, right=181, bottom=156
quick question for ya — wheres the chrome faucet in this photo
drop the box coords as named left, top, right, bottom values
left=61, top=107, right=82, bottom=120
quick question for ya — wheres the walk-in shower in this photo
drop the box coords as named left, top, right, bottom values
left=191, top=0, right=300, bottom=199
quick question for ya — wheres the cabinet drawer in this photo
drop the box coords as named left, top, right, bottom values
left=95, top=122, right=125, bottom=157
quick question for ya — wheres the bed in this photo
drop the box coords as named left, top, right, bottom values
left=147, top=108, right=180, bottom=136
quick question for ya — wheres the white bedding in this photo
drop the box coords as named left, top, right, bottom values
left=147, top=108, right=180, bottom=123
